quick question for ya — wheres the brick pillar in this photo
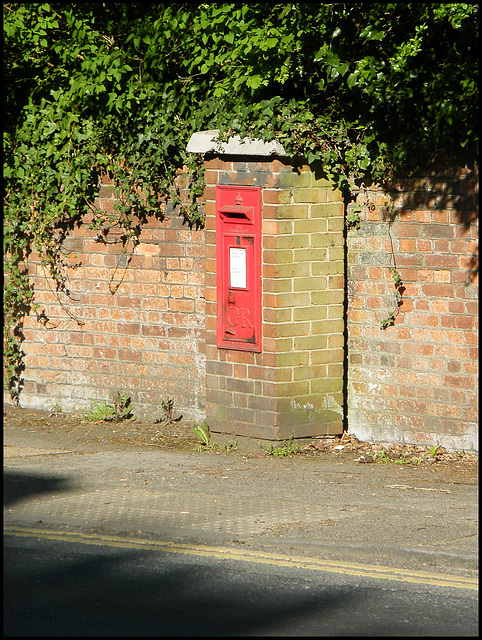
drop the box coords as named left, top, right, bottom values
left=188, top=132, right=345, bottom=439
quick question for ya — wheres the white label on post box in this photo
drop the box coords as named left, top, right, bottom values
left=229, top=247, right=247, bottom=289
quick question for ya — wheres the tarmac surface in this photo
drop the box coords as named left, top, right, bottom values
left=3, top=406, right=478, bottom=580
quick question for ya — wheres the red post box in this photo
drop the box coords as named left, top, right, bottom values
left=216, top=186, right=262, bottom=352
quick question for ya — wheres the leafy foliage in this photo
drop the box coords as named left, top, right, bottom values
left=83, top=390, right=135, bottom=422
left=155, top=397, right=183, bottom=425
left=192, top=421, right=210, bottom=446
left=3, top=3, right=478, bottom=399
left=263, top=436, right=303, bottom=457
left=380, top=267, right=406, bottom=330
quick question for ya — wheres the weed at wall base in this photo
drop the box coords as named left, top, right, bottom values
left=263, top=436, right=302, bottom=457
left=83, top=390, right=135, bottom=422
left=192, top=420, right=210, bottom=446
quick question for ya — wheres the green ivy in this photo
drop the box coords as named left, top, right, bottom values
left=380, top=268, right=406, bottom=330
left=3, top=3, right=478, bottom=400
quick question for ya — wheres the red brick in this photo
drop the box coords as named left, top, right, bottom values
left=116, top=323, right=141, bottom=335
left=415, top=210, right=431, bottom=223
left=399, top=239, right=416, bottom=252
left=421, top=284, right=455, bottom=298
left=443, top=375, right=475, bottom=390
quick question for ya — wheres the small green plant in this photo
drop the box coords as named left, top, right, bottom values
left=374, top=449, right=391, bottom=463
left=155, top=397, right=182, bottom=426
left=192, top=420, right=210, bottom=446
left=428, top=445, right=441, bottom=458
left=192, top=426, right=238, bottom=452
left=84, top=390, right=135, bottom=422
left=380, top=267, right=405, bottom=329
left=225, top=439, right=238, bottom=452
left=263, top=436, right=302, bottom=457
left=112, top=390, right=135, bottom=421
left=84, top=400, right=116, bottom=422
left=49, top=401, right=62, bottom=414
left=346, top=205, right=361, bottom=230
left=375, top=448, right=422, bottom=465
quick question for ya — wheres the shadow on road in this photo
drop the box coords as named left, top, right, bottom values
left=4, top=536, right=359, bottom=636
left=3, top=471, right=74, bottom=507
left=5, top=534, right=478, bottom=637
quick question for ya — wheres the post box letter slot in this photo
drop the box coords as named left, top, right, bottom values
left=220, top=206, right=253, bottom=222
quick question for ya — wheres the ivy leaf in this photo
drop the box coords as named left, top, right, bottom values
left=247, top=75, right=263, bottom=89
left=346, top=71, right=358, bottom=89
left=306, top=151, right=319, bottom=165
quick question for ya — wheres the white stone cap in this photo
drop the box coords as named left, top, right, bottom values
left=187, top=129, right=287, bottom=156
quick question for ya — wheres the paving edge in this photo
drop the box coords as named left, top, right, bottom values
left=250, top=537, right=479, bottom=574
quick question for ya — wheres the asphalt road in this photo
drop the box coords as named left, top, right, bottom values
left=4, top=529, right=478, bottom=637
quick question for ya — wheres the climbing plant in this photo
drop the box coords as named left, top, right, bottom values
left=3, top=3, right=479, bottom=400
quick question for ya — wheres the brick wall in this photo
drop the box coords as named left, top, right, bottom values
left=346, top=166, right=478, bottom=451
left=203, top=157, right=345, bottom=439
left=5, top=150, right=478, bottom=451
left=13, top=174, right=206, bottom=422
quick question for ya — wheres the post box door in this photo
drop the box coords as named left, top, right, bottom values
left=216, top=186, right=261, bottom=352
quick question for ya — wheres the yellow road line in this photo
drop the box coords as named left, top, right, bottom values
left=4, top=524, right=478, bottom=591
